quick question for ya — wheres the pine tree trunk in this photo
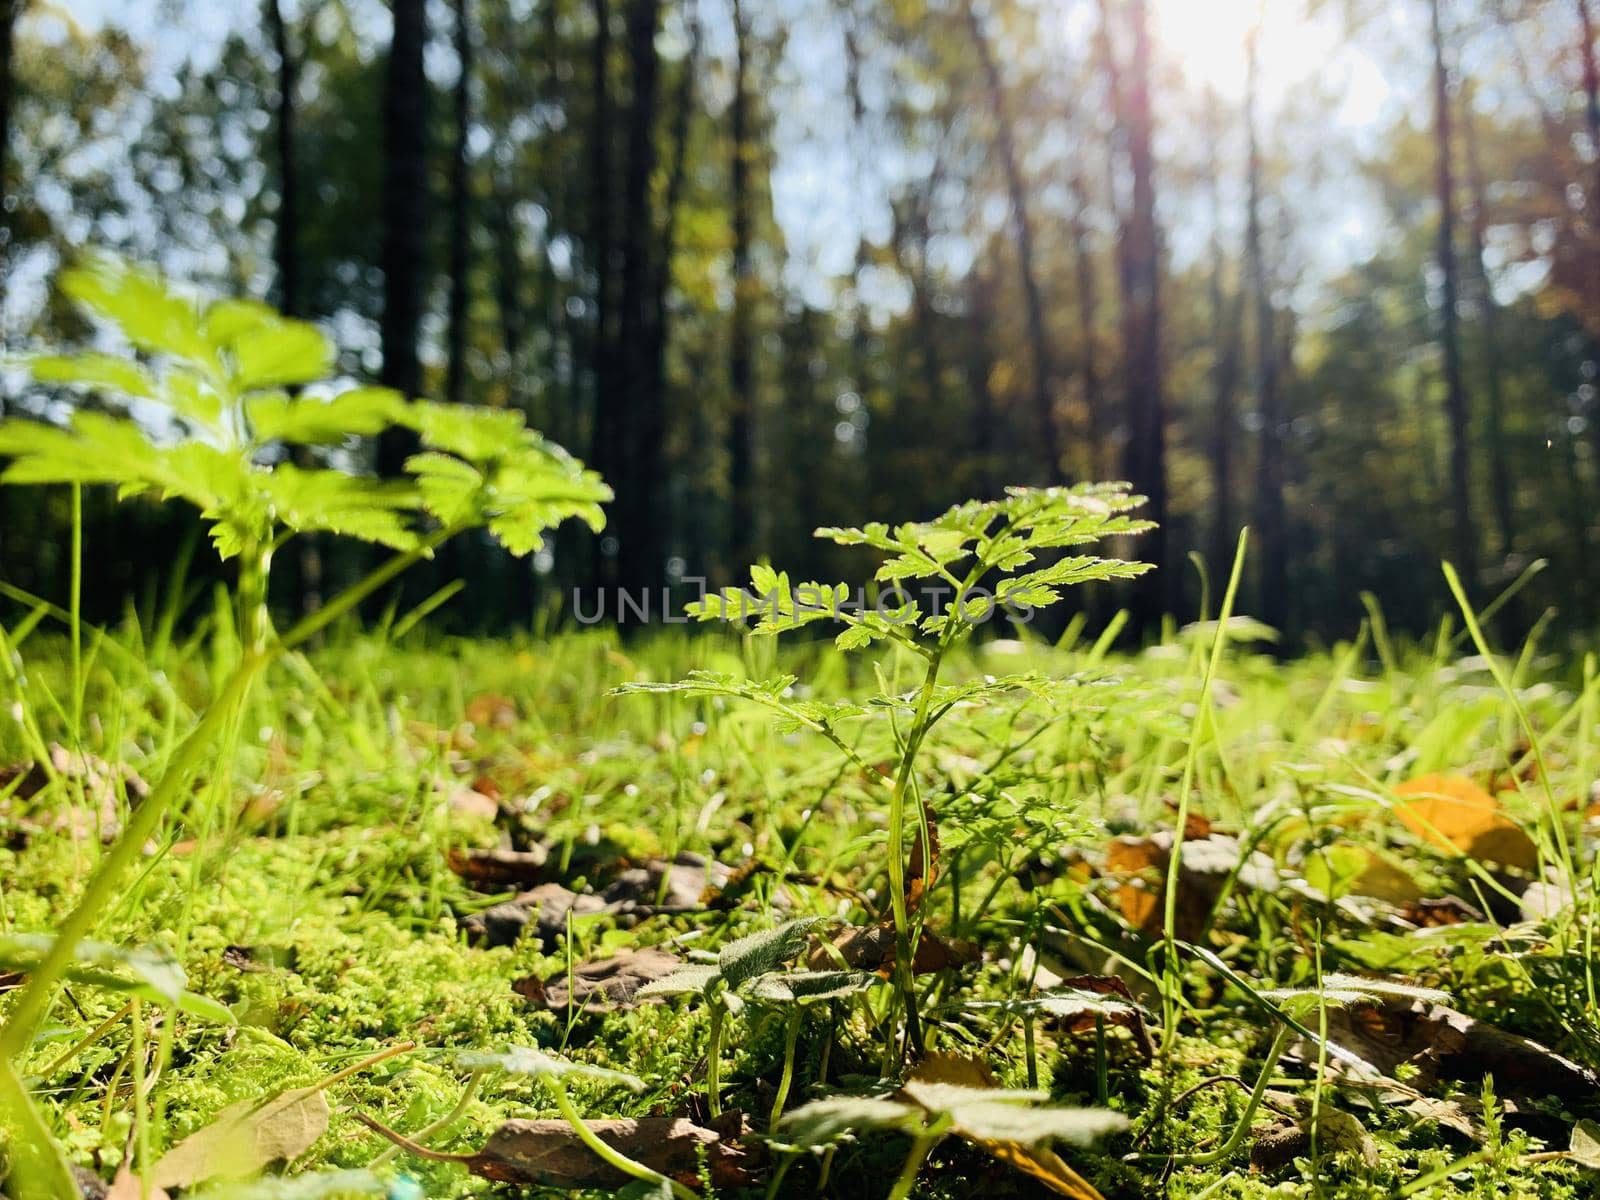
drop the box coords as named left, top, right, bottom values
left=1069, top=173, right=1104, bottom=482
left=587, top=0, right=618, bottom=583
left=965, top=0, right=1061, bottom=484
left=377, top=0, right=430, bottom=475
left=645, top=0, right=700, bottom=585
left=1204, top=94, right=1244, bottom=584
left=0, top=0, right=22, bottom=572
left=727, top=0, right=755, bottom=572
left=1460, top=86, right=1516, bottom=562
left=446, top=0, right=473, bottom=407
left=616, top=0, right=663, bottom=591
left=1430, top=0, right=1476, bottom=574
left=1246, top=27, right=1286, bottom=633
left=1115, top=0, right=1168, bottom=625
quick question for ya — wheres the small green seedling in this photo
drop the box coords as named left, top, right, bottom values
left=619, top=485, right=1152, bottom=1057
left=0, top=255, right=610, bottom=1199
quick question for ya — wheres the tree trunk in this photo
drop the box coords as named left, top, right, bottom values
left=266, top=0, right=326, bottom=616
left=727, top=0, right=755, bottom=572
left=616, top=0, right=664, bottom=591
left=587, top=0, right=618, bottom=582
left=1113, top=0, right=1168, bottom=625
left=1246, top=28, right=1286, bottom=633
left=377, top=0, right=430, bottom=475
left=1578, top=0, right=1599, bottom=204
left=1574, top=0, right=1600, bottom=537
left=1460, top=84, right=1516, bottom=561
left=266, top=0, right=300, bottom=318
left=1203, top=92, right=1244, bottom=584
left=645, top=0, right=700, bottom=582
left=1430, top=0, right=1476, bottom=573
left=964, top=0, right=1061, bottom=483
left=1069, top=173, right=1104, bottom=482
left=0, top=0, right=23, bottom=567
left=446, top=0, right=473, bottom=406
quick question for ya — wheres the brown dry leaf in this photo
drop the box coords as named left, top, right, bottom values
left=907, top=806, right=941, bottom=912
left=1393, top=774, right=1538, bottom=870
left=465, top=693, right=519, bottom=729
left=1250, top=1108, right=1377, bottom=1172
left=150, top=1085, right=330, bottom=1189
left=807, top=922, right=979, bottom=976
left=1312, top=998, right=1599, bottom=1101
left=1103, top=831, right=1278, bottom=940
left=103, top=1167, right=170, bottom=1200
left=397, top=1115, right=758, bottom=1190
left=0, top=746, right=149, bottom=844
left=600, top=853, right=732, bottom=911
left=447, top=844, right=551, bottom=890
left=1402, top=1096, right=1483, bottom=1140
left=1397, top=896, right=1485, bottom=928
left=1055, top=975, right=1155, bottom=1059
left=515, top=947, right=683, bottom=1012
left=463, top=883, right=613, bottom=948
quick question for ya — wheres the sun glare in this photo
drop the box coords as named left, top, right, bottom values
left=1150, top=0, right=1391, bottom=126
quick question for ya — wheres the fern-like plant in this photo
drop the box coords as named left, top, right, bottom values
left=619, top=484, right=1152, bottom=1054
left=0, top=255, right=609, bottom=1197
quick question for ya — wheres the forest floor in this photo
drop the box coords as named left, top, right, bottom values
left=5, top=622, right=1600, bottom=1199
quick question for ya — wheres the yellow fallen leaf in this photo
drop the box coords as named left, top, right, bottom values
left=150, top=1085, right=330, bottom=1190
left=1393, top=774, right=1538, bottom=870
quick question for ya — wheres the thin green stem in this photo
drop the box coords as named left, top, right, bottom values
left=69, top=484, right=82, bottom=742
left=887, top=1131, right=943, bottom=1200
left=1159, top=529, right=1248, bottom=1093
left=372, top=1068, right=486, bottom=1168
left=768, top=1010, right=803, bottom=1134
left=706, top=1000, right=725, bottom=1118
left=545, top=1075, right=699, bottom=1200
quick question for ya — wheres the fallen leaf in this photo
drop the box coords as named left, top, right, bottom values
left=807, top=922, right=979, bottom=976
left=462, top=855, right=736, bottom=948
left=1397, top=896, right=1485, bottom=928
left=150, top=1086, right=331, bottom=1189
left=447, top=845, right=551, bottom=890
left=1048, top=976, right=1155, bottom=1060
left=601, top=852, right=733, bottom=911
left=366, top=1114, right=758, bottom=1190
left=1402, top=1095, right=1482, bottom=1140
left=1307, top=997, right=1599, bottom=1100
left=1393, top=774, right=1538, bottom=870
left=463, top=883, right=612, bottom=948
left=515, top=947, right=683, bottom=1012
left=1570, top=1118, right=1600, bottom=1168
left=1104, top=831, right=1278, bottom=940
left=1250, top=1107, right=1377, bottom=1171
left=907, top=805, right=941, bottom=912
left=465, top=692, right=519, bottom=729
left=0, top=746, right=148, bottom=843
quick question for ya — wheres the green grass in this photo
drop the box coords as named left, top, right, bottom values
left=3, top=609, right=1600, bottom=1199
